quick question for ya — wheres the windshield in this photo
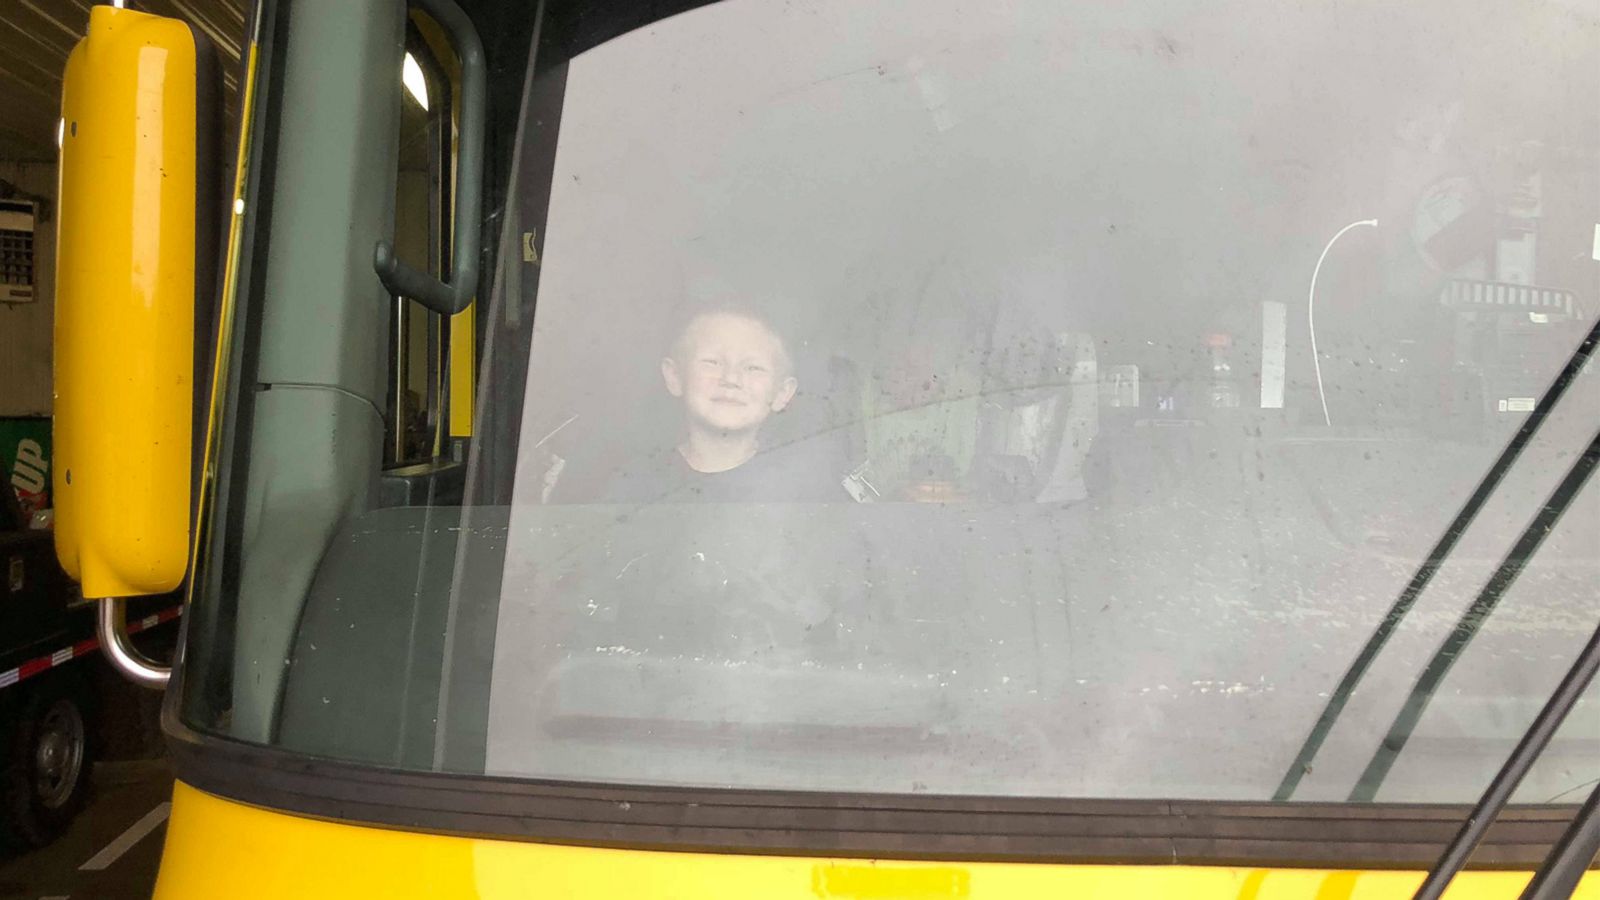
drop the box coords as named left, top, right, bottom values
left=184, top=0, right=1600, bottom=806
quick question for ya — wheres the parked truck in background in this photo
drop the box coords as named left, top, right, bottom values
left=1, top=446, right=179, bottom=850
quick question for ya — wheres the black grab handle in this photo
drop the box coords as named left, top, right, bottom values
left=375, top=0, right=485, bottom=316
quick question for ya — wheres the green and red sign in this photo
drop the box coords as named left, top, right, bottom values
left=0, top=417, right=50, bottom=518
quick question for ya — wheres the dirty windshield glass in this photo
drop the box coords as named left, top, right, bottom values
left=224, top=0, right=1600, bottom=803
left=475, top=0, right=1600, bottom=800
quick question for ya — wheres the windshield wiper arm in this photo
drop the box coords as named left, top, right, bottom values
left=1273, top=316, right=1600, bottom=801
left=1519, top=779, right=1600, bottom=900
left=1410, top=584, right=1600, bottom=899
left=1353, top=427, right=1600, bottom=803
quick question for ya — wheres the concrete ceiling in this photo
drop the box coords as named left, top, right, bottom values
left=0, top=0, right=247, bottom=162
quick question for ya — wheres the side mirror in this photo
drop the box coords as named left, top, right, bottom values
left=54, top=7, right=211, bottom=686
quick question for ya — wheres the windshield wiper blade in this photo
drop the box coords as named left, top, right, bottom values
left=1353, top=427, right=1600, bottom=803
left=1392, top=426, right=1600, bottom=899
left=1273, top=316, right=1600, bottom=801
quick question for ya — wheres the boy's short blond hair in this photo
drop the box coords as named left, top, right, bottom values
left=668, top=303, right=795, bottom=377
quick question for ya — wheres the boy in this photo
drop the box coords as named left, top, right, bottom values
left=603, top=306, right=843, bottom=502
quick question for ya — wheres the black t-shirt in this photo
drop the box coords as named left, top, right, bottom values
left=600, top=441, right=845, bottom=503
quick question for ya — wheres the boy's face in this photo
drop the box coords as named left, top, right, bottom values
left=662, top=313, right=798, bottom=435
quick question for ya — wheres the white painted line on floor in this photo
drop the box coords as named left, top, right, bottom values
left=79, top=802, right=170, bottom=871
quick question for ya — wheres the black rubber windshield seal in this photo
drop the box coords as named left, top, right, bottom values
left=164, top=720, right=1586, bottom=870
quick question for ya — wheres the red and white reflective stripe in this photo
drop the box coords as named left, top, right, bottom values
left=125, top=606, right=182, bottom=637
left=0, top=605, right=183, bottom=692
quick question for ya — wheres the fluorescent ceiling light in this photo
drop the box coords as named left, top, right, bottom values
left=402, top=53, right=429, bottom=111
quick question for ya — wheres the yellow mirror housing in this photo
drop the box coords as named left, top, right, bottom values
left=54, top=7, right=201, bottom=599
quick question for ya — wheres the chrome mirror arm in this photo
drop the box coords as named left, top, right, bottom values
left=97, top=598, right=171, bottom=690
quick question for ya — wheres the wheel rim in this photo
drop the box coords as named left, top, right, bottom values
left=34, top=698, right=86, bottom=810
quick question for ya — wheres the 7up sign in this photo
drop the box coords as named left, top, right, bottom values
left=1, top=418, right=50, bottom=519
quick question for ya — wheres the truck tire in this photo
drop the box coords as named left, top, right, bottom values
left=0, top=673, right=94, bottom=850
